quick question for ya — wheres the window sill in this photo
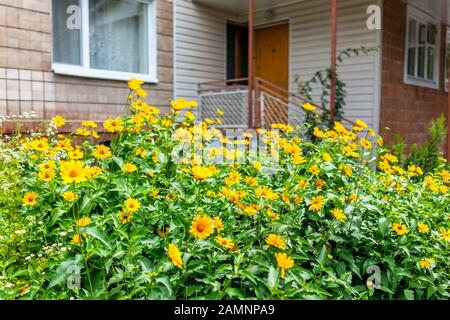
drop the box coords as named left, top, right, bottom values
left=404, top=76, right=439, bottom=90
left=52, top=63, right=158, bottom=83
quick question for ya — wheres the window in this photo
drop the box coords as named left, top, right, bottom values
left=52, top=0, right=157, bottom=82
left=404, top=6, right=440, bottom=89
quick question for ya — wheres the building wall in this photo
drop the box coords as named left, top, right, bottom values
left=380, top=0, right=449, bottom=147
left=174, top=0, right=380, bottom=128
left=174, top=0, right=235, bottom=101
left=0, top=0, right=173, bottom=125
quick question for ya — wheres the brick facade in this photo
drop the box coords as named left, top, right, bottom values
left=0, top=0, right=173, bottom=126
left=380, top=0, right=449, bottom=148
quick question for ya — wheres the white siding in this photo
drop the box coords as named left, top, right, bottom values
left=174, top=0, right=381, bottom=128
left=174, top=0, right=236, bottom=100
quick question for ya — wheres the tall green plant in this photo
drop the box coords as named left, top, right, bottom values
left=405, top=114, right=447, bottom=173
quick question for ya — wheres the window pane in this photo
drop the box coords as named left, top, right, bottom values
left=419, top=24, right=426, bottom=44
left=52, top=0, right=81, bottom=65
left=407, top=48, right=416, bottom=76
left=427, top=47, right=435, bottom=80
left=418, top=46, right=425, bottom=78
left=408, top=19, right=416, bottom=46
left=89, top=0, right=149, bottom=74
left=427, top=24, right=437, bottom=45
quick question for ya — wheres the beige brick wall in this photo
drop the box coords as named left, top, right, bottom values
left=0, top=0, right=174, bottom=123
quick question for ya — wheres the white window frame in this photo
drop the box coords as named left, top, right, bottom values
left=51, top=0, right=158, bottom=83
left=445, top=26, right=450, bottom=92
left=404, top=5, right=440, bottom=90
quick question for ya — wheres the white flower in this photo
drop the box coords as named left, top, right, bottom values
left=5, top=282, right=14, bottom=288
left=59, top=231, right=67, bottom=237
left=15, top=229, right=26, bottom=235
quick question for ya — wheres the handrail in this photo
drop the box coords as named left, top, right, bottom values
left=254, top=77, right=356, bottom=126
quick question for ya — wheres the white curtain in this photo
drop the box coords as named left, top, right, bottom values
left=52, top=0, right=81, bottom=65
left=89, top=0, right=149, bottom=74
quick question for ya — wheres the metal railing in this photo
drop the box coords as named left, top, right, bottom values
left=197, top=77, right=355, bottom=129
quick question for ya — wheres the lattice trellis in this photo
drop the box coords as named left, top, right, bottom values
left=198, top=90, right=250, bottom=128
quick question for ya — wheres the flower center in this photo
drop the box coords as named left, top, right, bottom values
left=69, top=170, right=78, bottom=178
left=196, top=222, right=205, bottom=232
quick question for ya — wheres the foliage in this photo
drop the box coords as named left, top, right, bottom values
left=406, top=115, right=448, bottom=174
left=387, top=115, right=448, bottom=175
left=0, top=80, right=449, bottom=300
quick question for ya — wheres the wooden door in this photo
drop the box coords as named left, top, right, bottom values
left=255, top=23, right=289, bottom=125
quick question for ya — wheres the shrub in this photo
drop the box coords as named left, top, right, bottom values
left=0, top=79, right=449, bottom=300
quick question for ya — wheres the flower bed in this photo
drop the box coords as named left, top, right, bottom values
left=0, top=79, right=449, bottom=300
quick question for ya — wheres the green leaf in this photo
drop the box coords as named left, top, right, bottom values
left=378, top=218, right=390, bottom=237
left=404, top=289, right=414, bottom=300
left=85, top=227, right=112, bottom=250
left=267, top=266, right=278, bottom=290
left=225, top=287, right=244, bottom=299
left=317, top=244, right=328, bottom=265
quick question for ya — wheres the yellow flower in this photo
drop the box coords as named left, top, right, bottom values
left=417, top=223, right=429, bottom=234
left=82, top=120, right=97, bottom=128
left=128, top=77, right=144, bottom=90
left=93, top=145, right=112, bottom=160
left=360, top=137, right=372, bottom=149
left=252, top=161, right=262, bottom=171
left=60, top=160, right=88, bottom=184
left=216, top=108, right=224, bottom=115
left=331, top=208, right=347, bottom=222
left=315, top=179, right=326, bottom=190
left=302, top=103, right=316, bottom=112
left=190, top=214, right=214, bottom=239
left=245, top=176, right=258, bottom=187
left=215, top=235, right=235, bottom=250
left=309, top=196, right=325, bottom=212
left=213, top=216, right=223, bottom=232
left=243, top=205, right=259, bottom=216
left=103, top=117, right=124, bottom=133
left=39, top=160, right=56, bottom=171
left=419, top=258, right=434, bottom=270
left=63, top=191, right=78, bottom=202
left=52, top=115, right=66, bottom=128
left=118, top=211, right=134, bottom=224
left=191, top=165, right=215, bottom=180
left=71, top=233, right=83, bottom=244
left=22, top=192, right=38, bottom=206
left=225, top=171, right=241, bottom=186
left=349, top=194, right=358, bottom=202
left=309, top=166, right=320, bottom=175
left=355, top=119, right=368, bottom=129
left=38, top=169, right=55, bottom=182
left=123, top=163, right=137, bottom=173
left=266, top=208, right=280, bottom=221
left=343, top=165, right=352, bottom=176
left=275, top=252, right=294, bottom=278
left=86, top=166, right=102, bottom=178
left=136, top=88, right=148, bottom=98
left=168, top=243, right=183, bottom=269
left=322, top=153, right=332, bottom=162
left=439, top=227, right=450, bottom=241
left=185, top=111, right=196, bottom=121
left=123, top=198, right=141, bottom=213
left=392, top=223, right=409, bottom=236
left=68, top=147, right=84, bottom=160
left=76, top=216, right=91, bottom=228
left=266, top=234, right=286, bottom=249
